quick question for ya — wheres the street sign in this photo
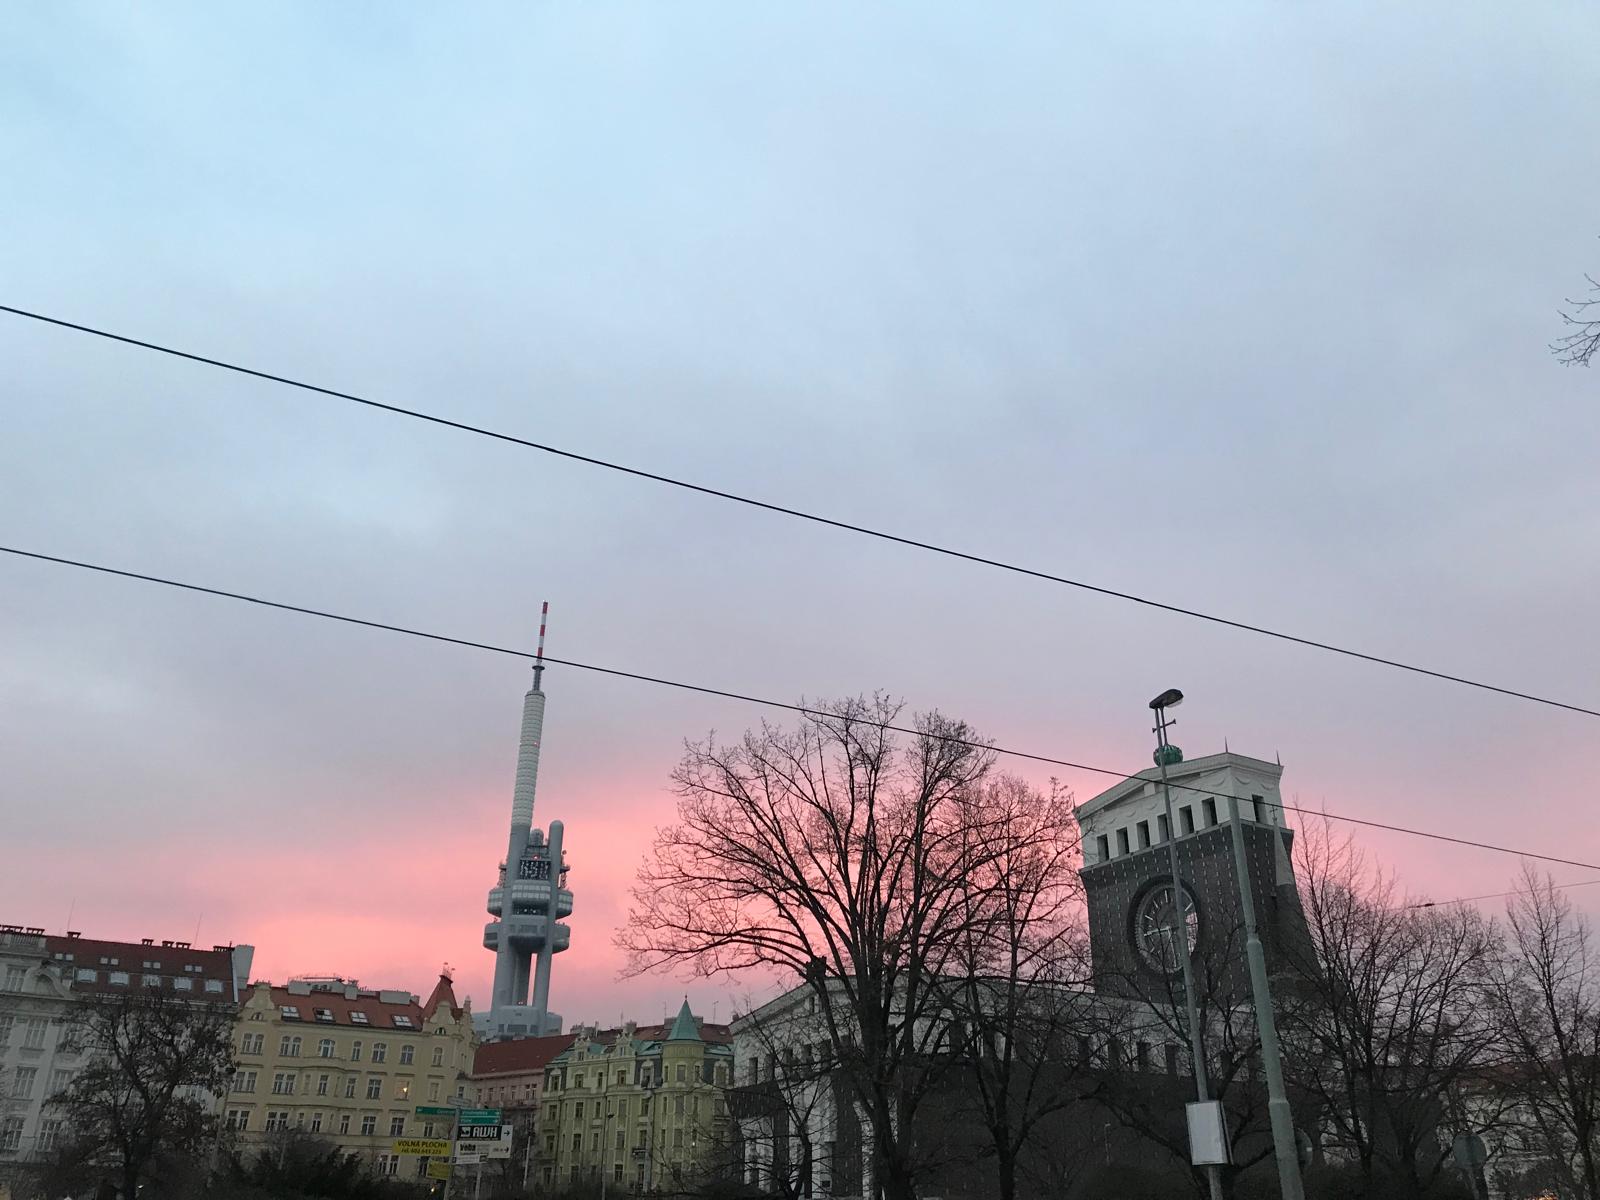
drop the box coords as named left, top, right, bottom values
left=415, top=1105, right=459, bottom=1117
left=426, top=1160, right=452, bottom=1181
left=393, top=1138, right=452, bottom=1157
left=456, top=1108, right=502, bottom=1125
left=453, top=1123, right=514, bottom=1162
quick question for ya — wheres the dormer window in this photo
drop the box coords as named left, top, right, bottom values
left=280, top=1006, right=301, bottom=1020
left=314, top=1009, right=334, bottom=1023
left=350, top=1011, right=369, bottom=1025
left=393, top=1015, right=414, bottom=1029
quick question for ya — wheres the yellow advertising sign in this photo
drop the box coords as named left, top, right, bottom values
left=426, top=1160, right=453, bottom=1181
left=393, top=1138, right=452, bottom=1156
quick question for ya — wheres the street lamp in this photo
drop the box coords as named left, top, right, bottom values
left=1149, top=689, right=1223, bottom=1200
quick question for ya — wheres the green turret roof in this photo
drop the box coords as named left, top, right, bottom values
left=667, top=998, right=701, bottom=1042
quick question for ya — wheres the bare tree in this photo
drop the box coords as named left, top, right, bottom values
left=620, top=695, right=1052, bottom=1200
left=940, top=776, right=1097, bottom=1200
left=1554, top=271, right=1600, bottom=366
left=1278, top=817, right=1500, bottom=1198
left=50, top=984, right=235, bottom=1199
left=1485, top=865, right=1600, bottom=1200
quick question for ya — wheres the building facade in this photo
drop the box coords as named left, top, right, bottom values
left=1076, top=750, right=1306, bottom=999
left=226, top=973, right=476, bottom=1181
left=0, top=924, right=252, bottom=1188
left=535, top=1002, right=734, bottom=1194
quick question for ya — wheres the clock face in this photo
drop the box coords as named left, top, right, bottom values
left=516, top=858, right=551, bottom=881
left=1133, top=883, right=1200, bottom=974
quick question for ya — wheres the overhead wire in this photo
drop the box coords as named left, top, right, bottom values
left=5, top=541, right=1599, bottom=882
left=2, top=303, right=1596, bottom=721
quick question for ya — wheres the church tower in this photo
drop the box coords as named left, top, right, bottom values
left=1075, top=749, right=1305, bottom=999
left=479, top=604, right=573, bottom=1039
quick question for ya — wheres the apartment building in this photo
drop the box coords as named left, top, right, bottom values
left=0, top=923, right=251, bottom=1191
left=536, top=1001, right=734, bottom=1194
left=226, top=973, right=476, bottom=1180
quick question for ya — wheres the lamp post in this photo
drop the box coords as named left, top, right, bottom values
left=1150, top=689, right=1224, bottom=1200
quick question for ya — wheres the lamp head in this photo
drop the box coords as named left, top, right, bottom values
left=1149, top=688, right=1184, bottom=711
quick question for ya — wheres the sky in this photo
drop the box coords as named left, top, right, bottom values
left=3, top=2, right=1599, bottom=1026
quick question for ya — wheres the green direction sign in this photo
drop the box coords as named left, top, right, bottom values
left=415, top=1105, right=459, bottom=1117
left=457, top=1109, right=502, bottom=1125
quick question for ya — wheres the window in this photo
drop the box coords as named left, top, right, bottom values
left=280, top=1035, right=302, bottom=1057
left=272, top=1072, right=296, bottom=1095
left=1202, top=798, right=1217, bottom=826
left=109, top=970, right=130, bottom=986
left=615, top=1129, right=625, bottom=1150
left=1252, top=794, right=1265, bottom=822
left=233, top=1070, right=258, bottom=1094
left=1158, top=814, right=1169, bottom=841
left=0, top=1118, right=21, bottom=1153
left=393, top=1014, right=415, bottom=1029
left=616, top=1099, right=627, bottom=1119
left=266, top=1111, right=289, bottom=1132
left=205, top=979, right=224, bottom=994
left=572, top=1133, right=582, bottom=1151
left=317, top=1073, right=330, bottom=1096
left=396, top=1080, right=410, bottom=1100
left=36, top=1116, right=61, bottom=1151
left=143, top=974, right=162, bottom=988
left=351, top=1041, right=363, bottom=1062
left=371, top=1042, right=387, bottom=1064
left=3, top=966, right=25, bottom=990
left=310, top=1112, right=323, bottom=1133
left=1136, top=820, right=1150, bottom=849
left=361, top=1115, right=377, bottom=1136
left=281, top=1005, right=300, bottom=1020
left=339, top=1114, right=351, bottom=1135
left=400, top=1044, right=414, bottom=1065
left=1094, top=833, right=1110, bottom=862
left=367, top=1077, right=382, bottom=1100
left=390, top=1116, right=406, bottom=1136
left=432, top=1046, right=445, bottom=1068
left=49, top=1069, right=72, bottom=1096
left=23, top=1018, right=47, bottom=1049
left=74, top=967, right=97, bottom=983
left=575, top=1101, right=585, bottom=1120
left=1179, top=806, right=1194, bottom=835
left=673, top=1130, right=684, bottom=1148
left=427, top=1081, right=439, bottom=1101
left=1135, top=1041, right=1150, bottom=1072
left=614, top=1164, right=624, bottom=1183
left=674, top=1096, right=685, bottom=1116
left=676, top=1065, right=686, bottom=1083
left=13, top=1067, right=37, bottom=1098
left=315, top=1008, right=334, bottom=1022
left=1115, top=828, right=1130, bottom=856
left=317, top=1038, right=334, bottom=1058
left=173, top=976, right=193, bottom=991
left=242, top=1032, right=264, bottom=1054
left=343, top=1077, right=356, bottom=1098
left=1165, top=1044, right=1181, bottom=1075
left=575, top=1072, right=585, bottom=1089
left=350, top=1010, right=369, bottom=1024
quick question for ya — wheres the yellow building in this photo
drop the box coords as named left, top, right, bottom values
left=226, top=974, right=476, bottom=1180
left=536, top=1001, right=734, bottom=1193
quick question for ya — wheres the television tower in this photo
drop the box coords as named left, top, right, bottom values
left=480, top=603, right=572, bottom=1039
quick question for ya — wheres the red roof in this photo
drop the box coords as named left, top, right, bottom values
left=264, top=984, right=428, bottom=1030
left=473, top=1033, right=577, bottom=1078
left=41, top=931, right=240, bottom=998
